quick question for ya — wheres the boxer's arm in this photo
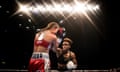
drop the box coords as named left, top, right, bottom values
left=66, top=52, right=77, bottom=69
left=56, top=48, right=62, bottom=57
left=51, top=37, right=59, bottom=52
left=71, top=52, right=77, bottom=65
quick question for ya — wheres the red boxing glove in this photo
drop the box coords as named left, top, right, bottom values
left=57, top=27, right=66, bottom=38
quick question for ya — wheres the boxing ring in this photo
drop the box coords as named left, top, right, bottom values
left=0, top=69, right=117, bottom=72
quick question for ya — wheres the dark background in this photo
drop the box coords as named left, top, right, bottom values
left=0, top=0, right=119, bottom=70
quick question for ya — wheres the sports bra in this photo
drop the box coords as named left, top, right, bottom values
left=34, top=33, right=51, bottom=48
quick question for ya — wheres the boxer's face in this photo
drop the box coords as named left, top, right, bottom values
left=62, top=41, right=71, bottom=51
left=51, top=25, right=60, bottom=33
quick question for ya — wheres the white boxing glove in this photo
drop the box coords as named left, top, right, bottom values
left=57, top=38, right=62, bottom=44
left=66, top=61, right=77, bottom=69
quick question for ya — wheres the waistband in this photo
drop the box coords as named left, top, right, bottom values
left=32, top=52, right=49, bottom=59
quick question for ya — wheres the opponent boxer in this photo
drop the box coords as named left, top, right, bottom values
left=57, top=38, right=77, bottom=71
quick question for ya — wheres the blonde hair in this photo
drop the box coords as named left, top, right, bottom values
left=41, top=22, right=59, bottom=32
left=63, top=37, right=73, bottom=45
